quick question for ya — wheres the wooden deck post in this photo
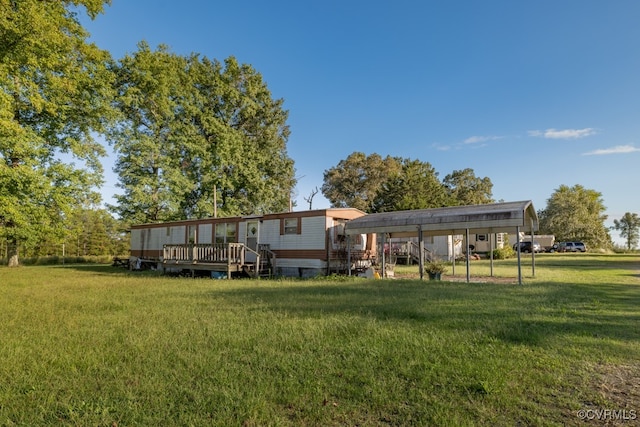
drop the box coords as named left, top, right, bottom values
left=418, top=225, right=424, bottom=280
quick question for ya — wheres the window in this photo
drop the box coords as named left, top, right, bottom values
left=282, top=218, right=301, bottom=235
left=215, top=223, right=237, bottom=244
left=284, top=218, right=298, bottom=234
left=477, top=234, right=487, bottom=241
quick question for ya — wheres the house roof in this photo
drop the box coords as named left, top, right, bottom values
left=129, top=207, right=367, bottom=229
left=344, top=200, right=538, bottom=237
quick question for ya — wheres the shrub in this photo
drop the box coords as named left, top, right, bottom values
left=492, top=246, right=515, bottom=259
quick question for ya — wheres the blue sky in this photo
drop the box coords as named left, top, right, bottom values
left=80, top=1, right=640, bottom=245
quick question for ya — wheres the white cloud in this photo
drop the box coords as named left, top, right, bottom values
left=464, top=135, right=488, bottom=144
left=463, top=135, right=503, bottom=144
left=528, top=128, right=596, bottom=139
left=582, top=145, right=640, bottom=155
left=431, top=143, right=451, bottom=151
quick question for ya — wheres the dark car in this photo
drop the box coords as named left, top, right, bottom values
left=513, top=241, right=542, bottom=253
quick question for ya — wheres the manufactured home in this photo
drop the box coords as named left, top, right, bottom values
left=129, top=208, right=375, bottom=278
left=129, top=201, right=539, bottom=281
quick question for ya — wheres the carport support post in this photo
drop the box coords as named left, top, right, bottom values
left=418, top=225, right=424, bottom=280
left=451, top=235, right=455, bottom=276
left=489, top=231, right=494, bottom=277
left=380, top=232, right=386, bottom=278
left=465, top=228, right=470, bottom=283
left=516, top=226, right=522, bottom=285
left=531, top=219, right=536, bottom=278
left=347, top=235, right=352, bottom=276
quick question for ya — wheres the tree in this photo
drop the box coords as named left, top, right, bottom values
left=372, top=158, right=448, bottom=212
left=183, top=55, right=294, bottom=217
left=538, top=184, right=611, bottom=249
left=442, top=168, right=494, bottom=206
left=613, top=212, right=640, bottom=251
left=64, top=206, right=128, bottom=257
left=322, top=153, right=495, bottom=213
left=321, top=152, right=401, bottom=213
left=303, top=187, right=319, bottom=210
left=0, top=0, right=115, bottom=266
left=108, top=43, right=192, bottom=223
left=108, top=44, right=294, bottom=223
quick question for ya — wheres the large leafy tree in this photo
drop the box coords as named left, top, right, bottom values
left=322, top=152, right=400, bottom=213
left=443, top=168, right=494, bottom=206
left=108, top=43, right=191, bottom=223
left=183, top=55, right=294, bottom=217
left=373, top=158, right=448, bottom=212
left=0, top=0, right=115, bottom=266
left=538, top=184, right=611, bottom=248
left=322, top=152, right=494, bottom=213
left=109, top=44, right=294, bottom=223
left=613, top=212, right=640, bottom=251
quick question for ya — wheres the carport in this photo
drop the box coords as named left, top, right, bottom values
left=344, top=200, right=539, bottom=285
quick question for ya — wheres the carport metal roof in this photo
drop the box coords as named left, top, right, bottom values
left=344, top=201, right=539, bottom=285
left=344, top=200, right=538, bottom=237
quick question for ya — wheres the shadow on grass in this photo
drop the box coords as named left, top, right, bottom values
left=35, top=258, right=640, bottom=356
left=213, top=279, right=640, bottom=354
left=49, top=263, right=162, bottom=277
left=527, top=253, right=640, bottom=271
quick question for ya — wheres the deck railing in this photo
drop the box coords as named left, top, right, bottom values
left=407, top=240, right=433, bottom=261
left=163, top=243, right=245, bottom=264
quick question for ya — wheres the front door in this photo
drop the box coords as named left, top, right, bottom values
left=246, top=221, right=259, bottom=263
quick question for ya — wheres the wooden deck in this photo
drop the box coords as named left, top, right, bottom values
left=162, top=243, right=275, bottom=278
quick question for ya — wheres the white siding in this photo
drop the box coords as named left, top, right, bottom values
left=257, top=219, right=279, bottom=246
left=130, top=227, right=161, bottom=253
left=147, top=228, right=166, bottom=252
left=198, top=224, right=212, bottom=244
left=300, top=216, right=327, bottom=249
left=259, top=216, right=327, bottom=250
left=424, top=236, right=453, bottom=260
left=168, top=226, right=186, bottom=245
left=276, top=258, right=324, bottom=269
left=131, top=229, right=141, bottom=251
left=131, top=225, right=186, bottom=253
left=238, top=222, right=247, bottom=244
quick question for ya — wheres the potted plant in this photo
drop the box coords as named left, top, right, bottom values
left=425, top=258, right=447, bottom=280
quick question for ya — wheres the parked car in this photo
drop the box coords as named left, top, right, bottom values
left=513, top=241, right=543, bottom=253
left=558, top=241, right=587, bottom=252
left=546, top=243, right=559, bottom=253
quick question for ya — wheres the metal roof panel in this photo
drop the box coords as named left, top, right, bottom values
left=344, top=201, right=538, bottom=236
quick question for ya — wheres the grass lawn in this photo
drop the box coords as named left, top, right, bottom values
left=0, top=254, right=638, bottom=426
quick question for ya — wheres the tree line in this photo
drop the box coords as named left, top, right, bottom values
left=0, top=207, right=128, bottom=261
left=320, top=152, right=493, bottom=212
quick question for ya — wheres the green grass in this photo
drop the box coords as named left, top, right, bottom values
left=0, top=254, right=639, bottom=426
